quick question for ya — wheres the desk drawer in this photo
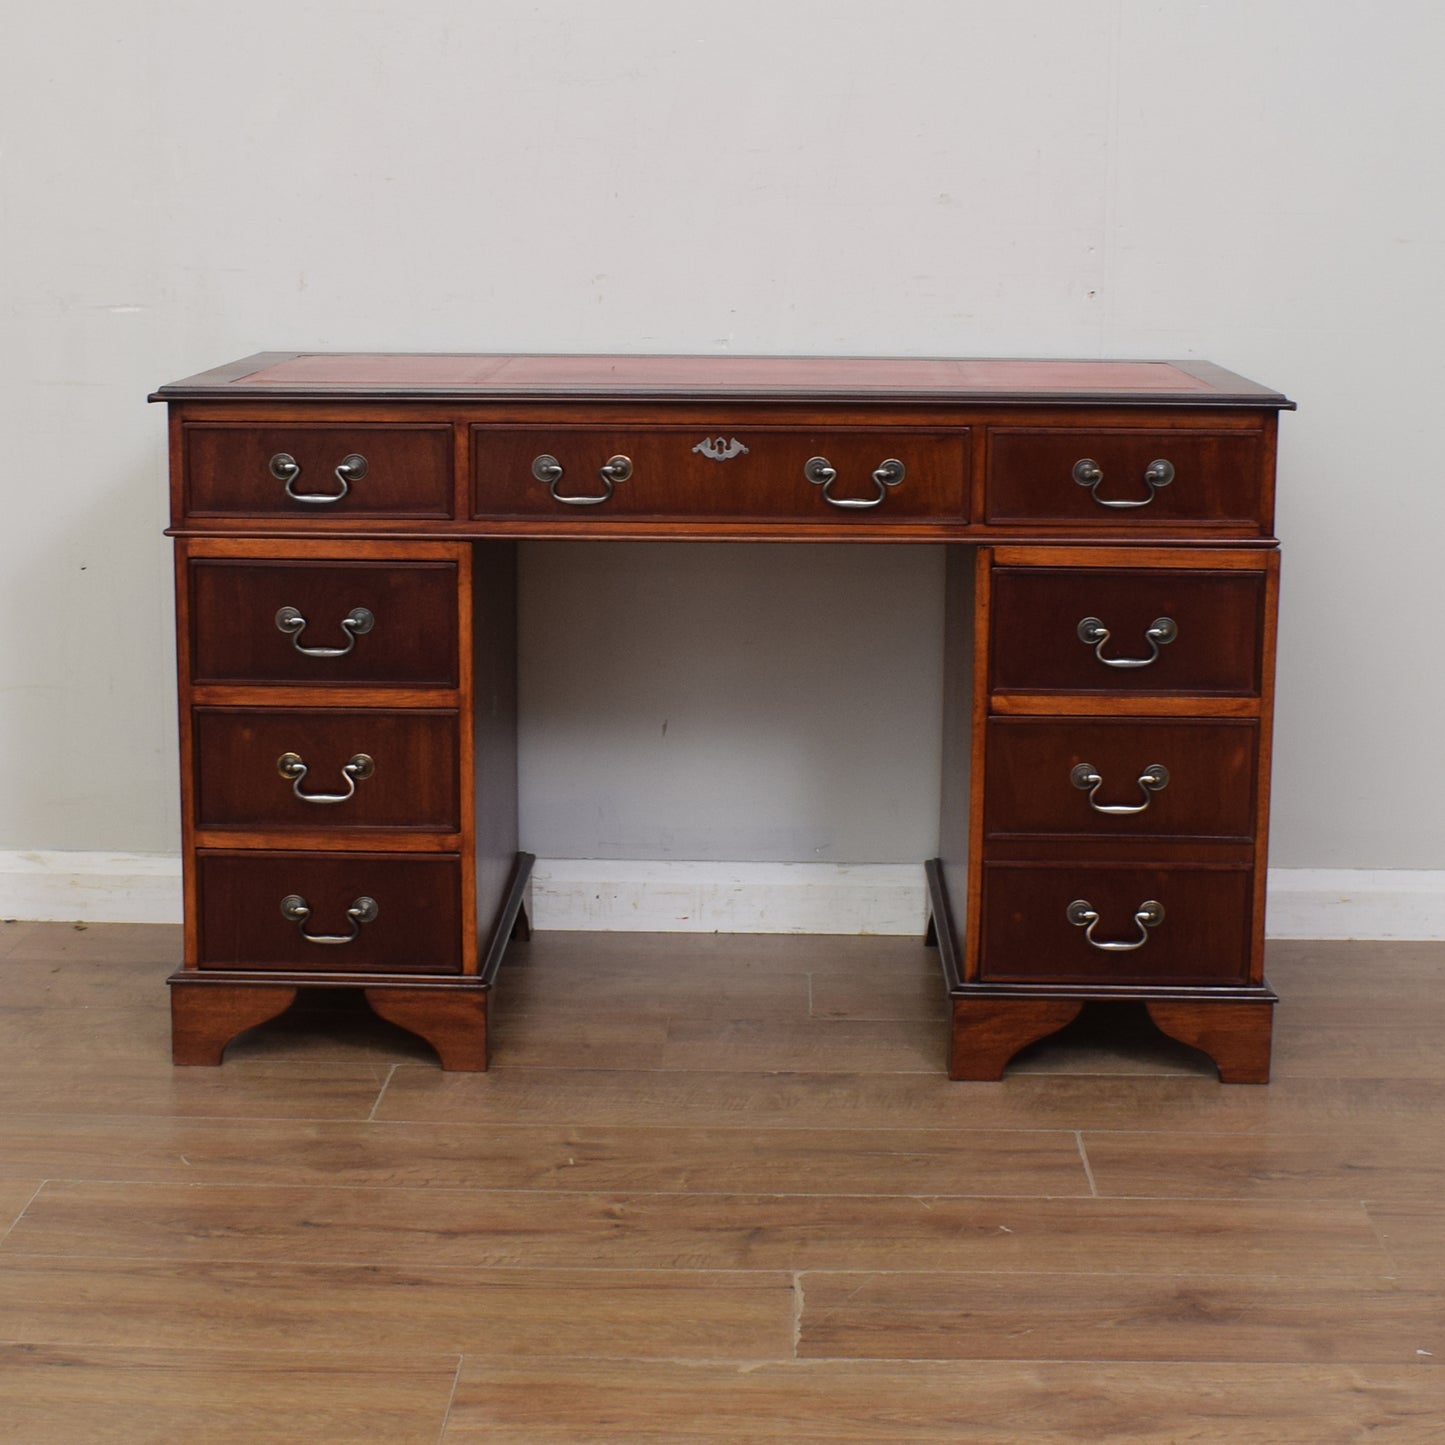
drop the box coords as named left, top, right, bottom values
left=989, top=566, right=1265, bottom=697
left=979, top=862, right=1252, bottom=986
left=985, top=428, right=1265, bottom=528
left=983, top=718, right=1258, bottom=842
left=197, top=852, right=463, bottom=972
left=189, top=559, right=460, bottom=687
left=193, top=708, right=460, bottom=831
left=183, top=424, right=453, bottom=519
left=472, top=426, right=968, bottom=520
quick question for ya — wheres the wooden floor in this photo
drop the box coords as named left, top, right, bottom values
left=0, top=923, right=1442, bottom=1443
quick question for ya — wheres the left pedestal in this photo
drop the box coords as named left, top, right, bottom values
left=169, top=528, right=523, bottom=1069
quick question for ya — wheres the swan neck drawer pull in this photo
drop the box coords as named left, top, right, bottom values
left=1066, top=898, right=1164, bottom=951
left=277, top=751, right=375, bottom=804
left=1076, top=615, right=1177, bottom=668
left=275, top=605, right=375, bottom=658
left=1070, top=761, right=1170, bottom=814
left=1072, top=456, right=1174, bottom=508
left=270, top=451, right=368, bottom=505
left=280, top=894, right=379, bottom=945
left=805, top=456, right=905, bottom=509
left=533, top=453, right=632, bottom=506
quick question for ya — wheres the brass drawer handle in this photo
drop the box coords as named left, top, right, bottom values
left=1070, top=761, right=1169, bottom=815
left=1072, top=457, right=1174, bottom=508
left=275, top=605, right=375, bottom=658
left=532, top=453, right=632, bottom=506
left=805, top=456, right=905, bottom=509
left=1067, top=898, right=1164, bottom=951
left=1077, top=615, right=1177, bottom=668
left=270, top=451, right=368, bottom=505
left=277, top=751, right=375, bottom=805
left=280, top=894, right=379, bottom=945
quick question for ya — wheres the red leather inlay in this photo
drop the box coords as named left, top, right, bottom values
left=238, top=353, right=1214, bottom=394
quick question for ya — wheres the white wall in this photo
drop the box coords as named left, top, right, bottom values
left=2, top=1, right=1442, bottom=881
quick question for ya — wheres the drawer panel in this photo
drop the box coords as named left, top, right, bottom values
left=989, top=566, right=1264, bottom=697
left=197, top=852, right=463, bottom=972
left=985, top=428, right=1265, bottom=527
left=983, top=718, right=1258, bottom=841
left=193, top=708, right=460, bottom=831
left=189, top=560, right=459, bottom=687
left=472, top=426, right=968, bottom=520
left=183, top=424, right=453, bottom=518
left=979, top=863, right=1252, bottom=986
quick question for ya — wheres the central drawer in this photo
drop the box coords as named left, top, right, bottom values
left=189, top=559, right=460, bottom=687
left=193, top=708, right=460, bottom=831
left=472, top=426, right=969, bottom=520
left=197, top=852, right=463, bottom=972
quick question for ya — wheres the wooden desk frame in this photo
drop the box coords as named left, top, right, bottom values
left=153, top=353, right=1292, bottom=1081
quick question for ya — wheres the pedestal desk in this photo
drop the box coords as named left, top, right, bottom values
left=152, top=353, right=1292, bottom=1081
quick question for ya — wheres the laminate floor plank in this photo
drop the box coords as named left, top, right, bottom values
left=497, top=952, right=810, bottom=1022
left=1266, top=938, right=1445, bottom=979
left=0, top=1115, right=1087, bottom=1195
left=0, top=1061, right=390, bottom=1121
left=0, top=923, right=179, bottom=1007
left=802, top=964, right=946, bottom=1023
left=376, top=1063, right=1445, bottom=1134
left=500, top=930, right=924, bottom=978
left=796, top=1270, right=1444, bottom=1364
left=0, top=1343, right=457, bottom=1445
left=1085, top=1128, right=1445, bottom=1202
left=493, top=1014, right=940, bottom=1072
left=2, top=1181, right=1388, bottom=1276
left=0, top=920, right=32, bottom=959
left=0, top=1003, right=185, bottom=1068
left=1270, top=1024, right=1445, bottom=1080
left=443, top=1358, right=1445, bottom=1443
left=0, top=993, right=437, bottom=1069
left=0, top=1258, right=792, bottom=1359
left=1366, top=1204, right=1445, bottom=1283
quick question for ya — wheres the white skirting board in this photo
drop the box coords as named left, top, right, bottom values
left=0, top=852, right=1443, bottom=940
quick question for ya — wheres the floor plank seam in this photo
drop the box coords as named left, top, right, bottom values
left=0, top=1183, right=46, bottom=1248
left=0, top=1182, right=1122, bottom=1201
left=367, top=1064, right=400, bottom=1122
left=435, top=1353, right=464, bottom=1445
left=1074, top=1132, right=1099, bottom=1197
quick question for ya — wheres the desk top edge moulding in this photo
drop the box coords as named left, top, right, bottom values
left=152, top=352, right=1294, bottom=407
left=154, top=352, right=1291, bottom=1080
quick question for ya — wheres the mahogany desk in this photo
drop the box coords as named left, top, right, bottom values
left=152, top=354, right=1292, bottom=1081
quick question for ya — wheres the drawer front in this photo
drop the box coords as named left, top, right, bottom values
left=989, top=567, right=1265, bottom=696
left=197, top=852, right=462, bottom=972
left=979, top=863, right=1252, bottom=985
left=472, top=427, right=968, bottom=520
left=985, top=428, right=1265, bottom=527
left=183, top=424, right=453, bottom=519
left=983, top=718, right=1258, bottom=841
left=193, top=708, right=460, bottom=831
left=189, top=560, right=459, bottom=687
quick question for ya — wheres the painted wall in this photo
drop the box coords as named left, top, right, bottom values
left=2, top=1, right=1441, bottom=871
